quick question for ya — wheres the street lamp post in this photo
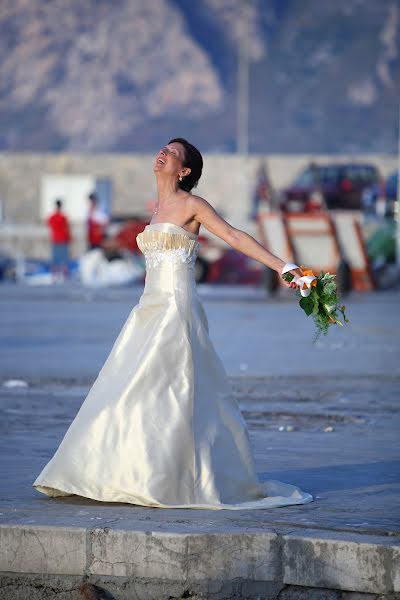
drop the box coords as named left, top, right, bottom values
left=396, top=102, right=400, bottom=269
left=237, top=12, right=249, bottom=156
left=236, top=1, right=250, bottom=226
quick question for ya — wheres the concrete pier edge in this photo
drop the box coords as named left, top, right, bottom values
left=1, top=523, right=399, bottom=596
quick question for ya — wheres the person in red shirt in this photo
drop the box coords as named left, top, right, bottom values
left=47, top=199, right=71, bottom=282
left=87, top=193, right=109, bottom=250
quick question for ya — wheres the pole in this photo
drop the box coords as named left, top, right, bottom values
left=396, top=102, right=400, bottom=269
left=236, top=1, right=250, bottom=226
left=237, top=3, right=249, bottom=155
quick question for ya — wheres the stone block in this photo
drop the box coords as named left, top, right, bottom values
left=0, top=524, right=86, bottom=575
left=186, top=531, right=279, bottom=582
left=283, top=530, right=400, bottom=594
left=88, top=528, right=187, bottom=579
left=88, top=528, right=280, bottom=585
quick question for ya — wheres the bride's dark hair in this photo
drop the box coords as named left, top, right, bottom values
left=169, top=138, right=203, bottom=193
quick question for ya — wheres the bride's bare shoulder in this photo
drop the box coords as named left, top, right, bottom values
left=188, top=195, right=230, bottom=234
left=188, top=194, right=212, bottom=211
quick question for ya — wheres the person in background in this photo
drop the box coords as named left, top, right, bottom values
left=250, top=163, right=274, bottom=220
left=47, top=199, right=71, bottom=282
left=87, top=192, right=109, bottom=250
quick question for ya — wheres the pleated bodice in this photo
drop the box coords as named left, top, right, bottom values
left=137, top=222, right=199, bottom=270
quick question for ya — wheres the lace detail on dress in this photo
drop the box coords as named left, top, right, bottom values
left=137, top=229, right=199, bottom=268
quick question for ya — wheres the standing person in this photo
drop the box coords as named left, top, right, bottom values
left=33, top=138, right=312, bottom=510
left=250, top=163, right=274, bottom=220
left=47, top=199, right=71, bottom=282
left=87, top=192, right=109, bottom=250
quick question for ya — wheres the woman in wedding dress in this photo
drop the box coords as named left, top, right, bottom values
left=33, top=138, right=313, bottom=510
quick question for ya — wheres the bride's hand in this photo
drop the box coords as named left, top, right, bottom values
left=281, top=266, right=304, bottom=289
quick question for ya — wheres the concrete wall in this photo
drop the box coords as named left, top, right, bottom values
left=0, top=152, right=397, bottom=259
left=0, top=152, right=397, bottom=224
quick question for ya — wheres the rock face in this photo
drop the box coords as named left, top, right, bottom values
left=0, top=0, right=399, bottom=153
left=0, top=0, right=223, bottom=151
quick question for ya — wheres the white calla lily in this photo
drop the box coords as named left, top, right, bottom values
left=281, top=263, right=316, bottom=297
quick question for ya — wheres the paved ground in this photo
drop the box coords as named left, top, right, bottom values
left=0, top=283, right=398, bottom=379
left=0, top=283, right=399, bottom=598
left=1, top=375, right=399, bottom=536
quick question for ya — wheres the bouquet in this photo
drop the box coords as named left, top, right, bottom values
left=282, top=263, right=349, bottom=341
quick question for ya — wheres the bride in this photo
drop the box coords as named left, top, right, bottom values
left=33, top=138, right=313, bottom=510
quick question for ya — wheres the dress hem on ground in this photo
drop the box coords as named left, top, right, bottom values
left=32, top=481, right=313, bottom=511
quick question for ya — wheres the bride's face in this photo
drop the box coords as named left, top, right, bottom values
left=153, top=142, right=185, bottom=178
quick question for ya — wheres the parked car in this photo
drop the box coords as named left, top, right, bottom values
left=281, top=163, right=382, bottom=212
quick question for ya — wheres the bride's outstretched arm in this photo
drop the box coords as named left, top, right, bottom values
left=191, top=195, right=302, bottom=282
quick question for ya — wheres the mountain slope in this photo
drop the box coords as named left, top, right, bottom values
left=0, top=0, right=398, bottom=153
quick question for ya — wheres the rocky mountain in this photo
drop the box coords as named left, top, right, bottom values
left=0, top=0, right=399, bottom=153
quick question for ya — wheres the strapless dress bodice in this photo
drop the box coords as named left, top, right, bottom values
left=137, top=222, right=199, bottom=269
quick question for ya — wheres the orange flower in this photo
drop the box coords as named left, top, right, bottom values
left=304, top=270, right=314, bottom=276
left=300, top=265, right=317, bottom=286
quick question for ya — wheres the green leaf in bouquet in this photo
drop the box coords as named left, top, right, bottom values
left=312, top=293, right=320, bottom=315
left=321, top=302, right=335, bottom=317
left=282, top=272, right=294, bottom=282
left=299, top=295, right=314, bottom=316
left=339, top=304, right=350, bottom=324
left=324, top=281, right=337, bottom=296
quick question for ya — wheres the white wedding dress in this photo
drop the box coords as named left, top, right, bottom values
left=33, top=222, right=313, bottom=510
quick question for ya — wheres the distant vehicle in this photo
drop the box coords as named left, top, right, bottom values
left=281, top=163, right=381, bottom=212
left=385, top=172, right=399, bottom=216
left=361, top=171, right=398, bottom=217
left=385, top=171, right=398, bottom=201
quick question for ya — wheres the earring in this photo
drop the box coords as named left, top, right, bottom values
left=179, top=175, right=183, bottom=181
